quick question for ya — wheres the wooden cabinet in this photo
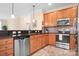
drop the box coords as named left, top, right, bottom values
left=5, top=49, right=13, bottom=56
left=0, top=38, right=13, bottom=56
left=44, top=12, right=57, bottom=26
left=49, top=12, right=57, bottom=26
left=49, top=33, right=56, bottom=46
left=44, top=6, right=77, bottom=26
left=57, top=9, right=67, bottom=19
left=30, top=34, right=49, bottom=54
left=66, top=7, right=77, bottom=18
left=0, top=40, right=5, bottom=55
left=44, top=34, right=49, bottom=45
left=44, top=14, right=49, bottom=26
left=70, top=34, right=75, bottom=49
left=30, top=35, right=36, bottom=54
left=38, top=35, right=43, bottom=49
left=57, top=7, right=77, bottom=19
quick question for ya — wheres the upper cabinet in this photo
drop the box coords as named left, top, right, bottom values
left=44, top=12, right=57, bottom=26
left=43, top=6, right=77, bottom=27
left=66, top=7, right=77, bottom=18
left=57, top=7, right=77, bottom=19
left=49, top=12, right=57, bottom=26
left=44, top=13, right=49, bottom=26
left=57, top=9, right=67, bottom=19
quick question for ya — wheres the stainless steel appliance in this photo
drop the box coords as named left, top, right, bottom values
left=57, top=18, right=70, bottom=26
left=12, top=31, right=30, bottom=56
left=56, top=30, right=70, bottom=49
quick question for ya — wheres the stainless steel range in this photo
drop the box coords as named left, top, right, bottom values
left=56, top=30, right=70, bottom=49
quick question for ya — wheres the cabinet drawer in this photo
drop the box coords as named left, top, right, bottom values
left=5, top=49, right=13, bottom=55
left=0, top=51, right=5, bottom=56
left=0, top=40, right=5, bottom=46
left=5, top=40, right=13, bottom=44
left=0, top=46, right=5, bottom=52
left=5, top=43, right=13, bottom=49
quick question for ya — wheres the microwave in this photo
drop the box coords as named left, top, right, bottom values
left=57, top=18, right=71, bottom=26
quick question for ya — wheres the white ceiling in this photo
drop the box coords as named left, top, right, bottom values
left=0, top=3, right=77, bottom=19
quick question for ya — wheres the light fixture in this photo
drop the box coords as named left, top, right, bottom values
left=11, top=3, right=15, bottom=18
left=48, top=3, right=52, bottom=6
left=32, top=5, right=37, bottom=28
left=32, top=5, right=35, bottom=22
left=11, top=14, right=15, bottom=18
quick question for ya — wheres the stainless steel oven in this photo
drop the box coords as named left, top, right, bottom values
left=56, top=34, right=70, bottom=43
left=56, top=31, right=70, bottom=49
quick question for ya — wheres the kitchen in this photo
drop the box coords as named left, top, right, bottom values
left=0, top=3, right=78, bottom=56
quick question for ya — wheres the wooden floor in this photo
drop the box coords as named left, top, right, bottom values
left=32, top=45, right=76, bottom=56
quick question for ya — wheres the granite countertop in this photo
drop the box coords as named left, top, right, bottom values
left=30, top=33, right=49, bottom=35
left=0, top=36, right=12, bottom=39
left=30, top=32, right=56, bottom=36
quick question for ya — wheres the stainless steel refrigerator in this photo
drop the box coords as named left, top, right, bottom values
left=12, top=31, right=30, bottom=56
left=14, top=38, right=29, bottom=56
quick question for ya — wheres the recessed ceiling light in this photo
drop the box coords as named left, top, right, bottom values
left=48, top=3, right=52, bottom=6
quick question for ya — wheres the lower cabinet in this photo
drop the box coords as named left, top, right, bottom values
left=30, top=34, right=49, bottom=54
left=49, top=33, right=56, bottom=46
left=0, top=38, right=13, bottom=56
left=70, top=34, right=75, bottom=49
left=30, top=36, right=36, bottom=54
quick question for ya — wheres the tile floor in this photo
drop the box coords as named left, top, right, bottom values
left=32, top=45, right=76, bottom=56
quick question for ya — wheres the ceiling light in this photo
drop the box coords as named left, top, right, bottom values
left=11, top=3, right=15, bottom=19
left=11, top=14, right=15, bottom=18
left=48, top=3, right=52, bottom=6
left=32, top=5, right=37, bottom=28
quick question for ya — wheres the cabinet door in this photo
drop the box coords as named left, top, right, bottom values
left=0, top=51, right=5, bottom=56
left=57, top=10, right=64, bottom=19
left=30, top=36, right=35, bottom=54
left=5, top=49, right=13, bottom=56
left=43, top=34, right=46, bottom=46
left=39, top=35, right=42, bottom=49
left=67, top=7, right=77, bottom=18
left=49, top=33, right=56, bottom=46
left=5, top=39, right=13, bottom=44
left=46, top=34, right=49, bottom=45
left=44, top=14, right=49, bottom=26
left=30, top=35, right=39, bottom=54
left=5, top=43, right=13, bottom=50
left=49, top=12, right=57, bottom=26
left=0, top=45, right=5, bottom=56
left=5, top=38, right=13, bottom=56
left=5, top=39, right=13, bottom=50
left=40, top=35, right=44, bottom=47
left=44, top=12, right=57, bottom=26
left=40, top=35, right=43, bottom=47
left=70, top=34, right=75, bottom=49
left=35, top=35, right=39, bottom=50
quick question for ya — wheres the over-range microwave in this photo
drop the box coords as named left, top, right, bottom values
left=57, top=18, right=71, bottom=26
